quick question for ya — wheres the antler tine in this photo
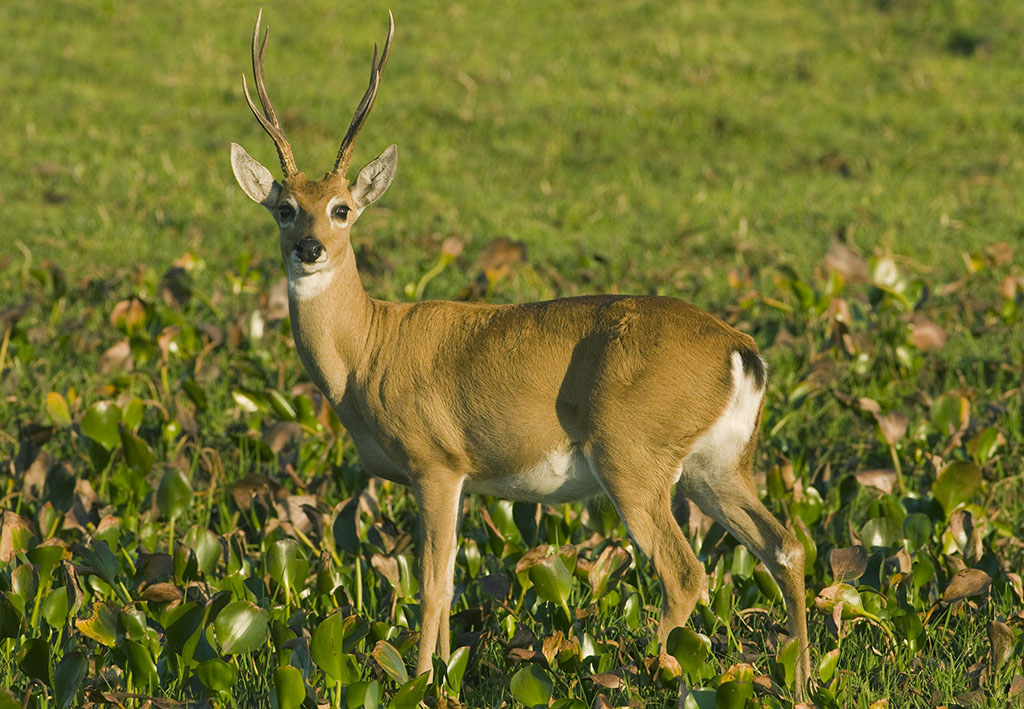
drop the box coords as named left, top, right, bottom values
left=242, top=9, right=299, bottom=177
left=332, top=11, right=394, bottom=177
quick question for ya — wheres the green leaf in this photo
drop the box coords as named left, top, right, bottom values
left=753, top=562, right=782, bottom=602
left=388, top=673, right=429, bottom=709
left=528, top=552, right=573, bottom=622
left=18, top=637, right=50, bottom=686
left=775, top=636, right=799, bottom=689
left=197, top=658, right=237, bottom=692
left=274, top=665, right=306, bottom=709
left=124, top=639, right=159, bottom=691
left=183, top=525, right=222, bottom=576
left=75, top=601, right=119, bottom=647
left=267, top=389, right=297, bottom=421
left=157, top=467, right=193, bottom=521
left=46, top=392, right=72, bottom=426
left=861, top=516, right=903, bottom=549
left=164, top=601, right=204, bottom=656
left=932, top=461, right=981, bottom=516
left=119, top=424, right=154, bottom=472
left=75, top=540, right=118, bottom=587
left=666, top=627, right=708, bottom=675
left=80, top=400, right=121, bottom=450
left=509, top=665, right=553, bottom=708
left=818, top=647, right=840, bottom=683
left=445, top=645, right=470, bottom=696
left=312, top=611, right=364, bottom=684
left=214, top=600, right=269, bottom=654
left=182, top=378, right=208, bottom=411
left=41, top=586, right=70, bottom=629
left=53, top=650, right=88, bottom=709
left=267, top=539, right=309, bottom=598
left=372, top=640, right=408, bottom=684
left=716, top=679, right=754, bottom=708
left=344, top=680, right=381, bottom=709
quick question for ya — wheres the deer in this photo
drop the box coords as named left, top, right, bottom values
left=230, top=10, right=811, bottom=699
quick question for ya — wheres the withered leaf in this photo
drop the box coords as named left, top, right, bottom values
left=370, top=554, right=399, bottom=587
left=479, top=573, right=512, bottom=602
left=942, top=568, right=991, bottom=604
left=873, top=412, right=909, bottom=446
left=855, top=469, right=898, bottom=494
left=586, top=672, right=623, bottom=689
left=988, top=620, right=1014, bottom=672
left=823, top=242, right=870, bottom=283
left=909, top=316, right=947, bottom=352
left=140, top=582, right=184, bottom=603
left=829, top=546, right=868, bottom=583
left=97, top=339, right=133, bottom=374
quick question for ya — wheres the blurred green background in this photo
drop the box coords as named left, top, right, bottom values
left=4, top=0, right=1022, bottom=299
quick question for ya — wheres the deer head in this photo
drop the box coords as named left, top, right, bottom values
left=230, top=10, right=397, bottom=292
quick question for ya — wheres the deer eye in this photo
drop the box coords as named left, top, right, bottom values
left=278, top=204, right=296, bottom=221
left=331, top=204, right=350, bottom=221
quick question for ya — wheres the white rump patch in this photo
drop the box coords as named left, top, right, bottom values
left=467, top=446, right=602, bottom=504
left=676, top=351, right=765, bottom=482
left=286, top=253, right=335, bottom=301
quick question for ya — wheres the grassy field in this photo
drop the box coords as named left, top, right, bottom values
left=2, top=0, right=1023, bottom=706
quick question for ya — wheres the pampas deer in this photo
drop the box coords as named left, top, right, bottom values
left=230, top=11, right=810, bottom=698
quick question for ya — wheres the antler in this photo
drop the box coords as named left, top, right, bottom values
left=242, top=9, right=299, bottom=178
left=332, top=11, right=394, bottom=177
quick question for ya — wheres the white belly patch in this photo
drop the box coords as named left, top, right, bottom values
left=466, top=446, right=602, bottom=503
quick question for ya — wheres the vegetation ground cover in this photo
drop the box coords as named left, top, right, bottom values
left=2, top=0, right=1022, bottom=706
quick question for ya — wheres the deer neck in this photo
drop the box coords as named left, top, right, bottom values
left=286, top=240, right=374, bottom=405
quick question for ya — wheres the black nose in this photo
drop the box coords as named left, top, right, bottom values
left=295, top=238, right=324, bottom=263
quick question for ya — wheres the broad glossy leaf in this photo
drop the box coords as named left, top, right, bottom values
left=165, top=601, right=204, bottom=655
left=11, top=564, right=38, bottom=603
left=528, top=553, right=573, bottom=621
left=197, top=658, right=237, bottom=692
left=75, top=601, right=118, bottom=647
left=716, top=679, right=754, bottom=708
left=818, top=647, right=840, bottom=683
left=53, top=650, right=88, bottom=709
left=41, top=586, right=70, bottom=629
left=119, top=424, right=153, bottom=472
left=124, top=639, right=159, bottom=691
left=775, top=636, right=799, bottom=689
left=814, top=583, right=865, bottom=619
left=509, top=665, right=553, bottom=708
left=214, top=600, right=269, bottom=654
left=157, top=467, right=193, bottom=521
left=445, top=646, right=470, bottom=695
left=81, top=400, right=121, bottom=450
left=273, top=665, right=305, bottom=709
left=942, top=568, right=991, bottom=604
left=666, top=627, right=708, bottom=675
left=345, top=680, right=381, bottom=709
left=372, top=640, right=408, bottom=684
left=753, top=562, right=782, bottom=602
left=74, top=540, right=118, bottom=587
left=388, top=673, right=429, bottom=709
left=267, top=539, right=309, bottom=598
left=861, top=516, right=902, bottom=549
left=932, top=461, right=981, bottom=516
left=19, top=638, right=50, bottom=685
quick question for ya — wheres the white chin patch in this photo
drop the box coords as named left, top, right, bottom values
left=287, top=255, right=335, bottom=300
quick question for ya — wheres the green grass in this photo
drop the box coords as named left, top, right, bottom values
left=2, top=0, right=1023, bottom=707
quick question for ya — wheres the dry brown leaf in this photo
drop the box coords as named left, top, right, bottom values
left=586, top=672, right=623, bottom=689
left=988, top=620, right=1014, bottom=672
left=829, top=546, right=868, bottom=582
left=97, top=339, right=133, bottom=374
left=874, top=412, right=909, bottom=446
left=263, top=421, right=303, bottom=454
left=824, top=242, right=870, bottom=283
left=479, top=573, right=512, bottom=602
left=909, top=316, right=948, bottom=352
left=370, top=554, right=399, bottom=587
left=109, top=298, right=146, bottom=331
left=855, top=469, right=898, bottom=494
left=0, top=511, right=35, bottom=563
left=942, top=568, right=991, bottom=604
left=140, top=582, right=184, bottom=603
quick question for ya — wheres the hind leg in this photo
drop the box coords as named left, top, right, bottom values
left=588, top=451, right=707, bottom=646
left=683, top=466, right=810, bottom=700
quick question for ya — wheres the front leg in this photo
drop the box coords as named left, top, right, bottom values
left=412, top=473, right=465, bottom=678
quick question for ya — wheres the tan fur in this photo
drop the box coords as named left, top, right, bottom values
left=230, top=12, right=810, bottom=699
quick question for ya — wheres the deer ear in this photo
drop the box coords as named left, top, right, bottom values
left=231, top=143, right=280, bottom=207
left=351, top=145, right=397, bottom=211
